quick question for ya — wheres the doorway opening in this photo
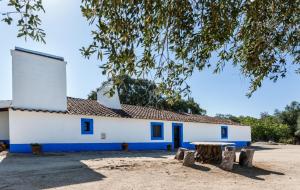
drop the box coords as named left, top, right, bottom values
left=172, top=123, right=183, bottom=149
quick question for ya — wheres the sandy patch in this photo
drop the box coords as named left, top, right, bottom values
left=0, top=143, right=299, bottom=190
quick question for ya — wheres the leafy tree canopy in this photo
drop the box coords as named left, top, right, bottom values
left=1, top=0, right=45, bottom=42
left=80, top=0, right=300, bottom=98
left=2, top=0, right=299, bottom=99
left=295, top=116, right=300, bottom=138
left=215, top=114, right=240, bottom=123
left=88, top=75, right=206, bottom=115
left=274, top=101, right=300, bottom=135
left=238, top=115, right=290, bottom=142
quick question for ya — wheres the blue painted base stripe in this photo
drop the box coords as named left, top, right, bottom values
left=9, top=142, right=173, bottom=153
left=9, top=141, right=250, bottom=153
left=233, top=141, right=251, bottom=148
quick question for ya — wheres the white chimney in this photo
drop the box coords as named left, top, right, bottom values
left=97, top=81, right=122, bottom=109
left=11, top=47, right=67, bottom=112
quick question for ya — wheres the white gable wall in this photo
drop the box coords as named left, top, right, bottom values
left=97, top=82, right=122, bottom=110
left=0, top=111, right=9, bottom=141
left=11, top=50, right=67, bottom=111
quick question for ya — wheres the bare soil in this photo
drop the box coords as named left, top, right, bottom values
left=0, top=143, right=299, bottom=190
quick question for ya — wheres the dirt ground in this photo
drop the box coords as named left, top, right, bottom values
left=0, top=143, right=299, bottom=190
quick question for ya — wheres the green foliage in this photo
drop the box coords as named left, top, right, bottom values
left=216, top=113, right=292, bottom=143
left=87, top=75, right=206, bottom=115
left=215, top=114, right=241, bottom=123
left=112, top=75, right=160, bottom=108
left=80, top=0, right=300, bottom=99
left=279, top=138, right=294, bottom=144
left=274, top=101, right=300, bottom=136
left=164, top=97, right=206, bottom=115
left=239, top=116, right=290, bottom=142
left=1, top=0, right=45, bottom=42
left=3, top=0, right=299, bottom=99
left=295, top=116, right=300, bottom=138
left=87, top=90, right=97, bottom=101
left=218, top=101, right=300, bottom=143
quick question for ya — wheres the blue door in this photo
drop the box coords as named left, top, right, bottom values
left=172, top=123, right=183, bottom=149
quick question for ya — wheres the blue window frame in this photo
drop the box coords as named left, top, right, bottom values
left=221, top=126, right=228, bottom=139
left=151, top=122, right=164, bottom=140
left=81, top=118, right=94, bottom=135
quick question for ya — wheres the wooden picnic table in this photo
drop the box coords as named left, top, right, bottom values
left=191, top=142, right=235, bottom=164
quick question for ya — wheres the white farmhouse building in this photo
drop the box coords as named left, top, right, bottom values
left=0, top=47, right=251, bottom=153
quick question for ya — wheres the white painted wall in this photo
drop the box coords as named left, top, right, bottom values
left=184, top=123, right=251, bottom=142
left=9, top=110, right=251, bottom=144
left=9, top=110, right=172, bottom=144
left=11, top=50, right=67, bottom=111
left=97, top=82, right=121, bottom=109
left=0, top=111, right=9, bottom=140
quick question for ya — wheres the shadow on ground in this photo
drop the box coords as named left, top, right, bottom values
left=229, top=164, right=284, bottom=181
left=8, top=150, right=176, bottom=159
left=0, top=152, right=108, bottom=189
left=190, top=163, right=211, bottom=171
left=0, top=150, right=176, bottom=189
left=20, top=164, right=106, bottom=189
left=249, top=145, right=279, bottom=151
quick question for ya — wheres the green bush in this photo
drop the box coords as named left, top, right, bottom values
left=239, top=116, right=291, bottom=143
left=279, top=138, right=294, bottom=144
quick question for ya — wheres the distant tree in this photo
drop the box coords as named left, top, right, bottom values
left=162, top=97, right=206, bottom=115
left=238, top=115, right=290, bottom=142
left=215, top=114, right=292, bottom=142
left=88, top=75, right=160, bottom=107
left=215, top=114, right=241, bottom=123
left=87, top=90, right=97, bottom=101
left=88, top=75, right=206, bottom=115
left=294, top=116, right=300, bottom=143
left=274, top=101, right=300, bottom=137
left=113, top=75, right=160, bottom=108
left=260, top=112, right=271, bottom=119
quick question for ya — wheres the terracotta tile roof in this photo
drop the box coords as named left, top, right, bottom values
left=11, top=97, right=241, bottom=125
left=67, top=97, right=240, bottom=125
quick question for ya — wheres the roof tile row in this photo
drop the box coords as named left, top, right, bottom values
left=11, top=97, right=241, bottom=125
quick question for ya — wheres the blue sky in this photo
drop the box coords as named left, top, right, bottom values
left=0, top=0, right=299, bottom=117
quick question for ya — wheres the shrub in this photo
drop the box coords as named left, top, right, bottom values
left=239, top=116, right=291, bottom=143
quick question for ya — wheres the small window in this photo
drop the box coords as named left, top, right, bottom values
left=221, top=126, right=228, bottom=139
left=151, top=122, right=164, bottom=140
left=81, top=118, right=93, bottom=135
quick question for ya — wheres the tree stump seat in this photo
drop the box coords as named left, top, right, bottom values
left=183, top=150, right=195, bottom=166
left=239, top=148, right=255, bottom=167
left=225, top=146, right=236, bottom=162
left=175, top=147, right=188, bottom=160
left=220, top=150, right=235, bottom=170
